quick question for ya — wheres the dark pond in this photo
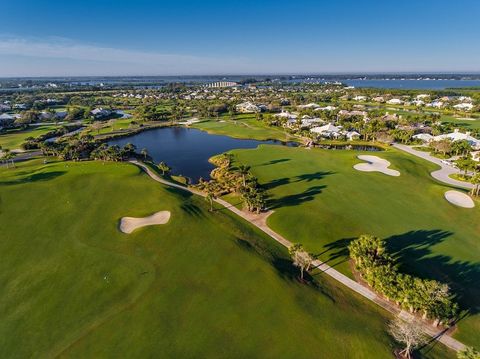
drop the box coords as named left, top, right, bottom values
left=108, top=127, right=297, bottom=182
left=108, top=127, right=383, bottom=182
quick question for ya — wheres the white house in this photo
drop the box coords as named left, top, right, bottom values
left=372, top=96, right=385, bottom=103
left=416, top=94, right=430, bottom=99
left=297, top=103, right=320, bottom=109
left=433, top=129, right=480, bottom=149
left=453, top=103, right=474, bottom=111
left=301, top=117, right=323, bottom=128
left=310, top=123, right=341, bottom=138
left=236, top=102, right=262, bottom=113
left=412, top=100, right=425, bottom=106
left=315, top=105, right=337, bottom=111
left=427, top=101, right=444, bottom=108
left=412, top=133, right=434, bottom=143
left=353, top=95, right=367, bottom=101
left=387, top=98, right=403, bottom=105
left=275, top=111, right=297, bottom=120
left=345, top=130, right=361, bottom=141
left=91, top=108, right=113, bottom=119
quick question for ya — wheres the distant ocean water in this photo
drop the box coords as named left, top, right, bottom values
left=343, top=79, right=480, bottom=90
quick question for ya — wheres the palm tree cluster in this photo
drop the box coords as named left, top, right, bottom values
left=349, top=234, right=458, bottom=325
left=1, top=148, right=16, bottom=168
left=21, top=124, right=84, bottom=150
left=39, top=134, right=98, bottom=160
left=470, top=173, right=480, bottom=197
left=90, top=143, right=137, bottom=162
left=39, top=134, right=137, bottom=162
left=195, top=153, right=267, bottom=214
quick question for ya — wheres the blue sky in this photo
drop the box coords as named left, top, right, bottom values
left=1, top=0, right=479, bottom=76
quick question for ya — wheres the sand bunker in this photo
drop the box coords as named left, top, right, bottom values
left=353, top=155, right=400, bottom=177
left=444, top=190, right=475, bottom=208
left=119, top=211, right=171, bottom=234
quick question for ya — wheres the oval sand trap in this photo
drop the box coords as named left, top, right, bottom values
left=119, top=211, right=171, bottom=233
left=353, top=155, right=400, bottom=177
left=444, top=190, right=475, bottom=208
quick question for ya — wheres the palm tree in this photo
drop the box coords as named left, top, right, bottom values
left=288, top=243, right=314, bottom=280
left=237, top=164, right=250, bottom=187
left=158, top=161, right=171, bottom=176
left=204, top=184, right=217, bottom=212
left=470, top=173, right=480, bottom=197
left=140, top=148, right=148, bottom=160
left=2, top=149, right=16, bottom=168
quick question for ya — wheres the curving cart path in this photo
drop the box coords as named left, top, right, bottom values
left=392, top=143, right=473, bottom=190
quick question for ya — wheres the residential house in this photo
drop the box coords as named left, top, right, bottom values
left=433, top=129, right=480, bottom=149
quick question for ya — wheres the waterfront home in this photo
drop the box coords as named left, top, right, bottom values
left=310, top=123, right=341, bottom=138
left=301, top=117, right=323, bottom=128
left=91, top=108, right=113, bottom=119
left=345, top=130, right=361, bottom=141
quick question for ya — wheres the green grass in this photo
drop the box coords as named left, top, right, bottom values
left=440, top=115, right=480, bottom=130
left=0, top=125, right=58, bottom=150
left=193, top=115, right=297, bottom=142
left=0, top=159, right=454, bottom=358
left=84, top=117, right=138, bottom=135
left=231, top=145, right=480, bottom=346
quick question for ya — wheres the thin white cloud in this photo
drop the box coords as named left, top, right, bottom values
left=0, top=36, right=251, bottom=75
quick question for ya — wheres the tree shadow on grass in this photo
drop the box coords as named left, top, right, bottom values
left=259, top=158, right=290, bottom=166
left=313, top=230, right=480, bottom=319
left=180, top=203, right=203, bottom=218
left=293, top=171, right=335, bottom=183
left=385, top=230, right=480, bottom=317
left=163, top=185, right=194, bottom=199
left=234, top=237, right=336, bottom=302
left=263, top=177, right=290, bottom=190
left=0, top=170, right=66, bottom=185
left=269, top=185, right=327, bottom=209
left=311, top=237, right=356, bottom=273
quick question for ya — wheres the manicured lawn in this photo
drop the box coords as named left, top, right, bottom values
left=193, top=115, right=297, bottom=142
left=440, top=115, right=480, bottom=130
left=0, top=125, right=58, bottom=150
left=84, top=117, right=137, bottom=135
left=0, top=159, right=453, bottom=358
left=231, top=145, right=480, bottom=346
